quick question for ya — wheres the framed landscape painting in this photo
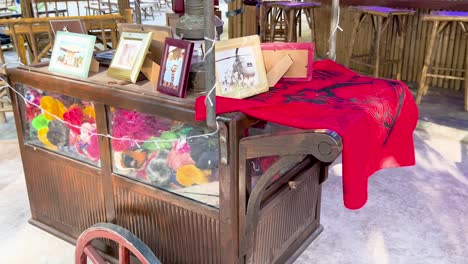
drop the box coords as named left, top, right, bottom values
left=108, top=31, right=153, bottom=83
left=48, top=31, right=96, bottom=79
left=215, top=35, right=268, bottom=99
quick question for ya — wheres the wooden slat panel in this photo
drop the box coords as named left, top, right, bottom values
left=113, top=176, right=221, bottom=264
left=22, top=145, right=107, bottom=239
left=252, top=162, right=321, bottom=263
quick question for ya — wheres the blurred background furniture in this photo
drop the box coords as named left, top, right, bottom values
left=0, top=84, right=11, bottom=124
left=345, top=6, right=414, bottom=78
left=417, top=11, right=468, bottom=111
left=0, top=10, right=132, bottom=64
left=260, top=0, right=320, bottom=43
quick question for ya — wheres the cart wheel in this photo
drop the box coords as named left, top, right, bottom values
left=75, top=223, right=161, bottom=264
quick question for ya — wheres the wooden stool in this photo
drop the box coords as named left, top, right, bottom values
left=259, top=1, right=287, bottom=42
left=260, top=1, right=320, bottom=43
left=0, top=85, right=11, bottom=124
left=346, top=6, right=414, bottom=79
left=417, top=11, right=468, bottom=111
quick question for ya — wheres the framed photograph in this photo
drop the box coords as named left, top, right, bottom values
left=117, top=23, right=173, bottom=65
left=157, top=38, right=194, bottom=98
left=261, top=42, right=315, bottom=82
left=49, top=19, right=86, bottom=36
left=108, top=31, right=153, bottom=83
left=48, top=31, right=96, bottom=79
left=215, top=35, right=268, bottom=99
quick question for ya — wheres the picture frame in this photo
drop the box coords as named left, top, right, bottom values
left=215, top=35, right=268, bottom=99
left=49, top=19, right=86, bottom=36
left=108, top=31, right=153, bottom=83
left=261, top=42, right=315, bottom=82
left=48, top=31, right=96, bottom=79
left=157, top=38, right=194, bottom=98
left=117, top=23, right=173, bottom=65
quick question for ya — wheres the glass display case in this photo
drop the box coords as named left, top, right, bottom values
left=108, top=107, right=220, bottom=208
left=18, top=84, right=100, bottom=167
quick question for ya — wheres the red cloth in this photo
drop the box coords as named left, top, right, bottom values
left=195, top=60, right=418, bottom=209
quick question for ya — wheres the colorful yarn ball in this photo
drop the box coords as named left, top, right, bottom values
left=142, top=131, right=178, bottom=151
left=111, top=109, right=171, bottom=152
left=167, top=146, right=195, bottom=171
left=37, top=127, right=57, bottom=150
left=145, top=151, right=172, bottom=186
left=176, top=164, right=209, bottom=187
left=82, top=105, right=96, bottom=123
left=31, top=114, right=50, bottom=131
left=63, top=106, right=84, bottom=134
left=80, top=122, right=96, bottom=144
left=40, top=96, right=66, bottom=120
left=47, top=119, right=70, bottom=147
left=86, top=133, right=100, bottom=161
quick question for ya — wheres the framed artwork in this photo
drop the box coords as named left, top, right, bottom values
left=117, top=23, right=173, bottom=65
left=49, top=19, right=86, bottom=36
left=48, top=31, right=96, bottom=79
left=157, top=38, right=194, bottom=98
left=108, top=31, right=153, bottom=83
left=215, top=35, right=268, bottom=99
left=261, top=42, right=315, bottom=82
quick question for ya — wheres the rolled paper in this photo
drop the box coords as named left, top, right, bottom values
left=31, top=114, right=50, bottom=131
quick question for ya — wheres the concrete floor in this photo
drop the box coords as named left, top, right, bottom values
left=0, top=5, right=467, bottom=263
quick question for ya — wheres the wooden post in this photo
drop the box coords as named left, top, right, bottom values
left=374, top=16, right=382, bottom=77
left=118, top=0, right=131, bottom=14
left=345, top=12, right=361, bottom=67
left=465, top=41, right=468, bottom=111
left=416, top=21, right=439, bottom=104
left=329, top=0, right=339, bottom=60
left=21, top=0, right=33, bottom=18
left=205, top=0, right=216, bottom=128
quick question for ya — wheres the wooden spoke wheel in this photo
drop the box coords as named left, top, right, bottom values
left=75, top=223, right=160, bottom=264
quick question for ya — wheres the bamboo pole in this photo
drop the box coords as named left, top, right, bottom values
left=329, top=0, right=339, bottom=60
left=204, top=0, right=216, bottom=128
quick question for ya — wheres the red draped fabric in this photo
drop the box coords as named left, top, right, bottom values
left=195, top=60, right=418, bottom=209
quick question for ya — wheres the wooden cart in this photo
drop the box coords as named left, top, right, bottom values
left=8, top=63, right=342, bottom=263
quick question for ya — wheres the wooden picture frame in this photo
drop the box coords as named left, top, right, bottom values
left=48, top=31, right=96, bottom=79
left=157, top=38, right=194, bottom=98
left=117, top=23, right=173, bottom=65
left=49, top=19, right=86, bottom=36
left=108, top=31, right=153, bottom=83
left=261, top=42, right=315, bottom=82
left=215, top=35, right=268, bottom=99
